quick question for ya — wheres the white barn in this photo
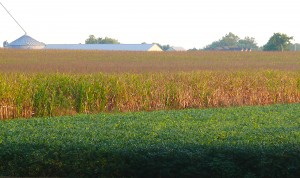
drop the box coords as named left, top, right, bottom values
left=45, top=44, right=163, bottom=51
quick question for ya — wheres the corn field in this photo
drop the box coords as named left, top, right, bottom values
left=0, top=71, right=299, bottom=119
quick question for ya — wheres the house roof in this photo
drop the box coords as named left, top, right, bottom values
left=8, top=34, right=45, bottom=47
left=167, top=46, right=186, bottom=51
left=45, top=44, right=162, bottom=51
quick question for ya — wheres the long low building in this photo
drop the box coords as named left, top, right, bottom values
left=45, top=44, right=163, bottom=51
left=4, top=34, right=163, bottom=51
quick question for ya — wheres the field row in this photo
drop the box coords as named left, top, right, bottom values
left=0, top=49, right=300, bottom=73
left=1, top=104, right=299, bottom=177
left=1, top=71, right=299, bottom=119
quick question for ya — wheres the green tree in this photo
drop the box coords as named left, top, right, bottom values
left=220, top=32, right=240, bottom=47
left=85, top=35, right=120, bottom=44
left=204, top=32, right=240, bottom=50
left=85, top=35, right=98, bottom=44
left=263, top=33, right=293, bottom=51
left=204, top=32, right=258, bottom=50
left=99, top=37, right=120, bottom=44
left=238, top=37, right=259, bottom=50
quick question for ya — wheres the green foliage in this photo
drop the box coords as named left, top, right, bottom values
left=238, top=37, right=259, bottom=49
left=263, top=33, right=293, bottom=51
left=204, top=32, right=259, bottom=50
left=0, top=104, right=300, bottom=177
left=85, top=35, right=120, bottom=44
left=221, top=32, right=240, bottom=47
left=204, top=32, right=239, bottom=50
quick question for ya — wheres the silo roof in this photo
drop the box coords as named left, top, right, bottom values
left=8, top=34, right=45, bottom=47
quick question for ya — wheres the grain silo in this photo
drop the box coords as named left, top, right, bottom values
left=7, top=34, right=45, bottom=49
left=1, top=2, right=45, bottom=49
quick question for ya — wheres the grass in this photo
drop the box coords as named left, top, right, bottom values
left=0, top=103, right=299, bottom=177
left=0, top=71, right=299, bottom=119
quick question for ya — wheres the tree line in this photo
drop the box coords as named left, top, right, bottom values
left=85, top=33, right=296, bottom=51
left=199, top=32, right=294, bottom=51
left=85, top=35, right=120, bottom=44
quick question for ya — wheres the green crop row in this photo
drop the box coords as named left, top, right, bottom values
left=0, top=71, right=300, bottom=119
left=0, top=104, right=299, bottom=177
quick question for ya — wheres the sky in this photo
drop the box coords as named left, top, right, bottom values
left=1, top=0, right=299, bottom=49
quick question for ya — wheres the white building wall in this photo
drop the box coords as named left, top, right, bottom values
left=148, top=44, right=163, bottom=51
left=8, top=45, right=45, bottom=49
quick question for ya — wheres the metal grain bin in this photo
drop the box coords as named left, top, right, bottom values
left=7, top=35, right=45, bottom=49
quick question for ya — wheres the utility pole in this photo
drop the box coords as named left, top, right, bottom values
left=0, top=2, right=27, bottom=35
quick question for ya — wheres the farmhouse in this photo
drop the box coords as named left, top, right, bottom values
left=214, top=47, right=252, bottom=51
left=44, top=44, right=163, bottom=51
left=167, top=46, right=186, bottom=51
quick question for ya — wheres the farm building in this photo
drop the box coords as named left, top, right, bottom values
left=45, top=44, right=163, bottom=51
left=213, top=47, right=252, bottom=51
left=5, top=34, right=45, bottom=49
left=167, top=46, right=186, bottom=51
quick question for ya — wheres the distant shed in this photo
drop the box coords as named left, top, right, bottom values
left=167, top=46, right=186, bottom=51
left=45, top=44, right=163, bottom=51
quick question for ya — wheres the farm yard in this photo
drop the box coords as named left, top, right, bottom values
left=0, top=49, right=300, bottom=177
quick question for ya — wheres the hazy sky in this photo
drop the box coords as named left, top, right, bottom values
left=1, top=0, right=299, bottom=49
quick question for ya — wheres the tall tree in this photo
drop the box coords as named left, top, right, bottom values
left=263, top=33, right=293, bottom=51
left=238, top=37, right=259, bottom=50
left=204, top=32, right=240, bottom=50
left=204, top=32, right=260, bottom=50
left=220, top=32, right=240, bottom=47
left=204, top=32, right=259, bottom=50
left=85, top=35, right=120, bottom=44
left=85, top=35, right=98, bottom=44
left=99, top=37, right=120, bottom=44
